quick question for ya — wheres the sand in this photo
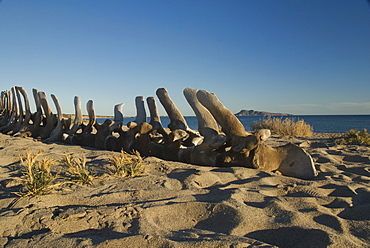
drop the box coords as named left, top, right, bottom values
left=1, top=133, right=370, bottom=247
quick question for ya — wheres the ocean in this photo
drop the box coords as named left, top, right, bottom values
left=97, top=115, right=370, bottom=133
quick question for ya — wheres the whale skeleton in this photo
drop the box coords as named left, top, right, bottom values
left=0, top=86, right=317, bottom=179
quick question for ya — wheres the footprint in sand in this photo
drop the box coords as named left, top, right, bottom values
left=183, top=171, right=221, bottom=189
left=313, top=214, right=343, bottom=233
left=246, top=227, right=331, bottom=248
left=140, top=202, right=242, bottom=235
left=343, top=155, right=370, bottom=163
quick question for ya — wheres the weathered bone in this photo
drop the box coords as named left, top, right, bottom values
left=127, top=96, right=146, bottom=128
left=9, top=87, right=24, bottom=134
left=114, top=103, right=124, bottom=123
left=69, top=96, right=83, bottom=135
left=251, top=143, right=317, bottom=179
left=105, top=103, right=125, bottom=151
left=196, top=89, right=316, bottom=178
left=0, top=91, right=8, bottom=122
left=13, top=86, right=32, bottom=136
left=90, top=101, right=123, bottom=150
left=27, top=88, right=43, bottom=138
left=147, top=97, right=165, bottom=133
left=108, top=103, right=124, bottom=133
left=156, top=88, right=188, bottom=131
left=146, top=95, right=189, bottom=159
left=146, top=96, right=191, bottom=160
left=84, top=100, right=96, bottom=134
left=119, top=96, right=150, bottom=152
left=183, top=87, right=227, bottom=165
left=0, top=87, right=18, bottom=133
left=196, top=89, right=270, bottom=155
left=1, top=87, right=23, bottom=135
left=152, top=88, right=203, bottom=161
left=0, top=91, right=5, bottom=114
left=156, top=88, right=202, bottom=148
left=45, top=94, right=64, bottom=142
left=196, top=89, right=269, bottom=166
left=130, top=122, right=153, bottom=156
left=95, top=119, right=113, bottom=150
left=64, top=99, right=97, bottom=147
left=0, top=91, right=11, bottom=126
left=38, top=91, right=57, bottom=140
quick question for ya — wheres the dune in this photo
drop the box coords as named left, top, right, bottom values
left=1, top=133, right=370, bottom=247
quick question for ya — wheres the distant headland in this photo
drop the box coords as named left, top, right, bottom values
left=234, top=110, right=292, bottom=116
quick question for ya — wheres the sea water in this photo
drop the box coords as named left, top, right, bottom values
left=97, top=115, right=370, bottom=133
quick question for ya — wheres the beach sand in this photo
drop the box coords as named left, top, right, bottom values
left=1, top=133, right=370, bottom=247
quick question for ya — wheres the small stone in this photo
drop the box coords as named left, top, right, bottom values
left=123, top=223, right=132, bottom=228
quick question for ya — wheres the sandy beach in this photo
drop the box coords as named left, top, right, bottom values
left=1, top=132, right=370, bottom=247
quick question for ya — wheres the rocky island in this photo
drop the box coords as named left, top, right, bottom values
left=235, top=109, right=292, bottom=116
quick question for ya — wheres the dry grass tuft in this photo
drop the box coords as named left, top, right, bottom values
left=18, top=150, right=58, bottom=196
left=61, top=154, right=94, bottom=185
left=335, top=129, right=370, bottom=146
left=107, top=150, right=143, bottom=177
left=251, top=116, right=313, bottom=137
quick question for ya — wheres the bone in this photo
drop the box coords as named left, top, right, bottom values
left=196, top=89, right=248, bottom=137
left=66, top=100, right=97, bottom=147
left=38, top=91, right=57, bottom=140
left=14, top=87, right=24, bottom=128
left=147, top=97, right=161, bottom=129
left=109, top=103, right=124, bottom=133
left=38, top=91, right=52, bottom=117
left=0, top=87, right=17, bottom=133
left=0, top=91, right=7, bottom=116
left=83, top=100, right=96, bottom=134
left=45, top=94, right=64, bottom=142
left=196, top=89, right=270, bottom=155
left=184, top=88, right=220, bottom=140
left=27, top=88, right=43, bottom=138
left=147, top=96, right=168, bottom=138
left=183, top=87, right=227, bottom=165
left=95, top=119, right=113, bottom=150
left=130, top=122, right=153, bottom=156
left=13, top=86, right=32, bottom=135
left=69, top=96, right=83, bottom=135
left=156, top=88, right=188, bottom=131
left=0, top=91, right=5, bottom=113
left=134, top=96, right=147, bottom=124
left=194, top=89, right=316, bottom=178
left=0, top=91, right=11, bottom=126
left=9, top=86, right=23, bottom=134
left=252, top=143, right=317, bottom=179
left=120, top=96, right=150, bottom=152
left=114, top=103, right=124, bottom=123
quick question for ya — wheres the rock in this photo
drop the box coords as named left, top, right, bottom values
left=235, top=109, right=292, bottom=116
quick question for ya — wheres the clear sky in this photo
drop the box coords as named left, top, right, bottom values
left=1, top=0, right=369, bottom=117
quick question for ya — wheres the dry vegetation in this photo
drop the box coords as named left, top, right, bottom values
left=18, top=150, right=59, bottom=197
left=108, top=150, right=143, bottom=177
left=335, top=129, right=370, bottom=146
left=12, top=150, right=144, bottom=202
left=61, top=154, right=94, bottom=185
left=251, top=116, right=313, bottom=137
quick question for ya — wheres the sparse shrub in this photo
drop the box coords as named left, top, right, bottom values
left=61, top=154, right=94, bottom=185
left=107, top=150, right=143, bottom=177
left=18, top=150, right=58, bottom=196
left=251, top=116, right=313, bottom=137
left=335, top=129, right=370, bottom=146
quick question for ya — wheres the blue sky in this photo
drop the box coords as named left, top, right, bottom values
left=1, top=0, right=369, bottom=116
